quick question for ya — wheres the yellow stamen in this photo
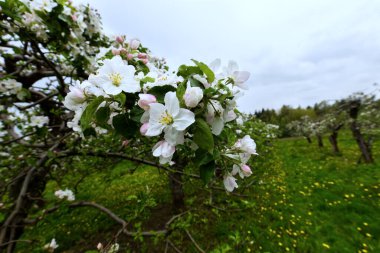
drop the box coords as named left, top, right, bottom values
left=109, top=73, right=122, bottom=86
left=159, top=111, right=173, bottom=125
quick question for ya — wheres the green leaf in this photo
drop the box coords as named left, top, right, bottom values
left=95, top=106, right=110, bottom=128
left=114, top=93, right=126, bottom=106
left=147, top=85, right=176, bottom=103
left=177, top=65, right=202, bottom=78
left=193, top=118, right=214, bottom=153
left=200, top=161, right=215, bottom=185
left=112, top=113, right=138, bottom=139
left=80, top=96, right=104, bottom=129
left=195, top=149, right=214, bottom=167
left=83, top=127, right=97, bottom=137
left=130, top=107, right=144, bottom=122
left=191, top=59, right=215, bottom=83
left=176, top=81, right=187, bottom=102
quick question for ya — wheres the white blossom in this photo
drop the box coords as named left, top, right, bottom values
left=223, top=174, right=238, bottom=192
left=145, top=92, right=195, bottom=138
left=183, top=84, right=203, bottom=108
left=89, top=56, right=140, bottom=95
left=30, top=116, right=49, bottom=128
left=44, top=238, right=59, bottom=252
left=223, top=60, right=250, bottom=89
left=54, top=189, right=75, bottom=201
left=233, top=135, right=257, bottom=155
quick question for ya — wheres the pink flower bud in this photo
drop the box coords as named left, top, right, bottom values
left=122, top=140, right=130, bottom=147
left=127, top=53, right=134, bottom=60
left=140, top=123, right=149, bottom=135
left=241, top=164, right=252, bottom=176
left=115, top=36, right=124, bottom=44
left=138, top=94, right=157, bottom=110
left=97, top=243, right=103, bottom=250
left=142, top=59, right=149, bottom=65
left=138, top=53, right=147, bottom=59
left=119, top=48, right=128, bottom=55
left=129, top=38, right=140, bottom=50
left=112, top=48, right=120, bottom=55
left=71, top=14, right=77, bottom=22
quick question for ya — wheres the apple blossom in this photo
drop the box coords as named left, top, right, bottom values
left=183, top=84, right=203, bottom=108
left=223, top=60, right=250, bottom=89
left=140, top=123, right=149, bottom=135
left=234, top=135, right=258, bottom=155
left=232, top=164, right=252, bottom=179
left=30, top=116, right=49, bottom=128
left=44, top=238, right=59, bottom=252
left=152, top=140, right=176, bottom=164
left=145, top=92, right=195, bottom=137
left=63, top=85, right=86, bottom=110
left=223, top=174, right=238, bottom=192
left=129, top=38, right=141, bottom=50
left=89, top=55, right=140, bottom=95
left=138, top=94, right=157, bottom=110
left=54, top=189, right=75, bottom=201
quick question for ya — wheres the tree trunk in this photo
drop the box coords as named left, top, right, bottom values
left=328, top=131, right=340, bottom=154
left=317, top=134, right=324, bottom=148
left=306, top=136, right=312, bottom=144
left=168, top=166, right=185, bottom=213
left=350, top=121, right=373, bottom=163
left=0, top=169, right=48, bottom=253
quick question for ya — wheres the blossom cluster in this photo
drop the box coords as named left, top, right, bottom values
left=63, top=33, right=257, bottom=192
left=54, top=188, right=75, bottom=201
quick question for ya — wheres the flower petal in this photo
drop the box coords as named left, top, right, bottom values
left=173, top=109, right=195, bottom=131
left=164, top=91, right=180, bottom=116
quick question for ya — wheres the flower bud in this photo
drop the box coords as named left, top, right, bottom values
left=127, top=53, right=134, bottom=60
left=129, top=38, right=140, bottom=50
left=140, top=123, right=149, bottom=135
left=112, top=48, right=120, bottom=55
left=122, top=140, right=130, bottom=147
left=119, top=48, right=128, bottom=55
left=138, top=94, right=157, bottom=110
left=138, top=53, right=147, bottom=59
left=141, top=58, right=149, bottom=64
left=241, top=164, right=252, bottom=177
left=115, top=36, right=124, bottom=44
left=183, top=85, right=203, bottom=108
left=97, top=243, right=103, bottom=250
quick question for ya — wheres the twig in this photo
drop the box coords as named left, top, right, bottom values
left=166, top=239, right=182, bottom=253
left=185, top=229, right=205, bottom=253
left=17, top=92, right=58, bottom=110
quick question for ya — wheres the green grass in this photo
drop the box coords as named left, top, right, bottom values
left=17, top=131, right=380, bottom=252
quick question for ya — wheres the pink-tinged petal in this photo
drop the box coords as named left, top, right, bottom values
left=223, top=175, right=238, bottom=192
left=138, top=94, right=157, bottom=110
left=164, top=92, right=180, bottom=116
left=241, top=164, right=252, bottom=177
left=146, top=122, right=164, bottom=136
left=152, top=141, right=175, bottom=157
left=173, top=109, right=195, bottom=131
left=140, top=123, right=149, bottom=135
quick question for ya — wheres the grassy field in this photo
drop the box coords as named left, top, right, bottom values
left=18, top=131, right=379, bottom=252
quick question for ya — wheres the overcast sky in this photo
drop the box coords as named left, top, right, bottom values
left=77, top=0, right=380, bottom=113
